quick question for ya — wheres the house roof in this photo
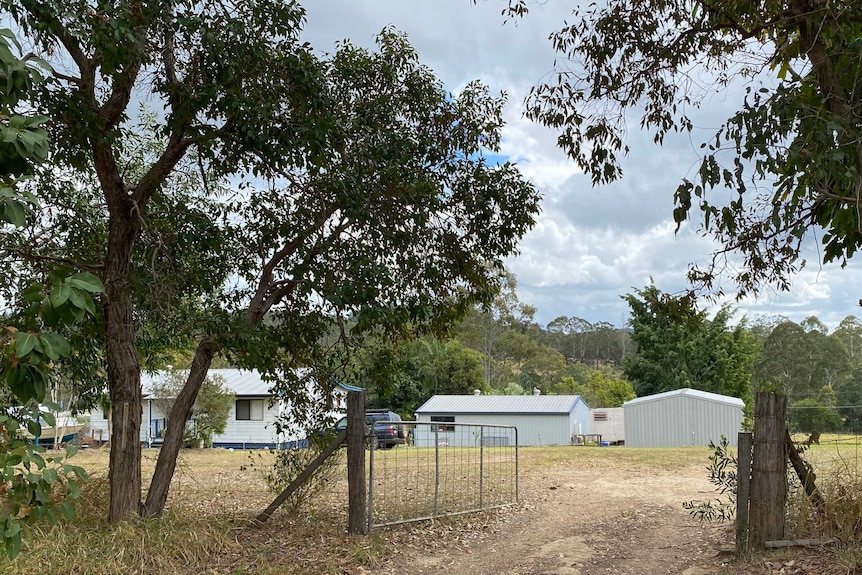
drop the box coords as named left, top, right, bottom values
left=415, top=394, right=587, bottom=415
left=141, top=369, right=361, bottom=398
left=623, top=387, right=745, bottom=408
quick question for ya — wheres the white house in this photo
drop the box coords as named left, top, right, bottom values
left=89, top=369, right=360, bottom=449
left=589, top=407, right=625, bottom=445
left=622, top=388, right=745, bottom=447
left=413, top=391, right=590, bottom=447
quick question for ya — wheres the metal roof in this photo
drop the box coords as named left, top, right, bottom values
left=141, top=369, right=361, bottom=398
left=623, top=387, right=745, bottom=408
left=415, top=394, right=586, bottom=415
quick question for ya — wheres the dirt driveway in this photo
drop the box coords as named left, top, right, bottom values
left=377, top=450, right=742, bottom=575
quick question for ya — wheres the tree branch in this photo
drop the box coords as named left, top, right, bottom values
left=20, top=0, right=92, bottom=78
left=3, top=249, right=104, bottom=272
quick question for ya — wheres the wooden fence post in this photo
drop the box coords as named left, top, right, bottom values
left=749, top=392, right=786, bottom=548
left=736, top=431, right=752, bottom=557
left=347, top=389, right=367, bottom=535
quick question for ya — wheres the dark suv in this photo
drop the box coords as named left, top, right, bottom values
left=333, top=409, right=406, bottom=449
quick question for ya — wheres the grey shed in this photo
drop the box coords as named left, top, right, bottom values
left=623, top=388, right=745, bottom=447
left=414, top=394, right=591, bottom=447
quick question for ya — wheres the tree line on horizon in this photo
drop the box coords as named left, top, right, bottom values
left=355, top=277, right=862, bottom=445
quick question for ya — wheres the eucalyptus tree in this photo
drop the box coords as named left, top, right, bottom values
left=833, top=316, right=862, bottom=364
left=752, top=318, right=852, bottom=401
left=495, top=0, right=862, bottom=299
left=2, top=0, right=539, bottom=522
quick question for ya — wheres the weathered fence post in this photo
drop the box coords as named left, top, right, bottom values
left=347, top=389, right=367, bottom=535
left=749, top=392, right=786, bottom=548
left=736, top=431, right=752, bottom=556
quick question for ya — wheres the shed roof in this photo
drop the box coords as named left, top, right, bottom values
left=415, top=394, right=586, bottom=415
left=623, top=388, right=744, bottom=408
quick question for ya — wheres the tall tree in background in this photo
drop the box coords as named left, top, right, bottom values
left=457, top=270, right=536, bottom=388
left=3, top=0, right=539, bottom=522
left=833, top=316, right=862, bottom=364
left=752, top=319, right=852, bottom=401
left=499, top=0, right=862, bottom=300
left=623, top=284, right=756, bottom=400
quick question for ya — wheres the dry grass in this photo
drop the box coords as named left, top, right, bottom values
left=0, top=444, right=799, bottom=574
left=518, top=444, right=712, bottom=473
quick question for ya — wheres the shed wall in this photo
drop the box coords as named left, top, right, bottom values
left=414, top=412, right=581, bottom=447
left=624, top=394, right=744, bottom=447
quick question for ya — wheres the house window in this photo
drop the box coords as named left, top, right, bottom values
left=593, top=412, right=608, bottom=422
left=430, top=416, right=455, bottom=432
left=236, top=399, right=265, bottom=421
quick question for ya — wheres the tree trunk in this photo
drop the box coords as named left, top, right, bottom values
left=105, top=214, right=144, bottom=521
left=141, top=338, right=217, bottom=517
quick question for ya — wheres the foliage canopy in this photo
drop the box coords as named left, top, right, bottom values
left=503, top=0, right=862, bottom=297
left=0, top=0, right=541, bottom=523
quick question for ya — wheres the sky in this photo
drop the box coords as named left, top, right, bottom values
left=299, top=0, right=860, bottom=331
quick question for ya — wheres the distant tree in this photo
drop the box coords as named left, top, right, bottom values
left=577, top=372, right=635, bottom=408
left=801, top=316, right=829, bottom=334
left=623, top=284, right=755, bottom=400
left=457, top=271, right=537, bottom=387
left=501, top=382, right=526, bottom=396
left=150, top=371, right=233, bottom=447
left=192, top=376, right=234, bottom=447
left=423, top=340, right=487, bottom=397
left=519, top=345, right=568, bottom=391
left=837, top=368, right=862, bottom=434
left=542, top=316, right=629, bottom=366
left=752, top=319, right=852, bottom=401
left=789, top=398, right=843, bottom=444
left=833, top=316, right=862, bottom=365
left=362, top=336, right=487, bottom=417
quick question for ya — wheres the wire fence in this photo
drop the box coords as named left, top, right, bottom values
left=367, top=421, right=518, bottom=529
left=791, top=433, right=862, bottom=473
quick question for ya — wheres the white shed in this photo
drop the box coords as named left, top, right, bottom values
left=89, top=369, right=356, bottom=449
left=589, top=407, right=625, bottom=445
left=414, top=393, right=590, bottom=447
left=623, top=388, right=745, bottom=447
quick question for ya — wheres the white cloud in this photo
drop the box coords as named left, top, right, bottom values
left=303, top=1, right=862, bottom=330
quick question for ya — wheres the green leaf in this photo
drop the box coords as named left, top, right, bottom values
left=26, top=419, right=41, bottom=437
left=67, top=272, right=104, bottom=293
left=59, top=502, right=74, bottom=521
left=14, top=331, right=38, bottom=358
left=39, top=333, right=70, bottom=359
left=21, top=282, right=43, bottom=303
left=3, top=519, right=20, bottom=539
left=48, top=284, right=71, bottom=308
left=40, top=298, right=60, bottom=327
left=41, top=411, right=55, bottom=427
left=5, top=531, right=22, bottom=560
left=1, top=198, right=27, bottom=226
left=72, top=466, right=89, bottom=482
left=67, top=286, right=87, bottom=311
left=31, top=368, right=47, bottom=401
left=66, top=480, right=80, bottom=499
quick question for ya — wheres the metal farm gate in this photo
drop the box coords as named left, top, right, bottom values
left=366, top=421, right=518, bottom=529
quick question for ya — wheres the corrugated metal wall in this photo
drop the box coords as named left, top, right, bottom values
left=624, top=394, right=744, bottom=447
left=415, top=413, right=576, bottom=446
